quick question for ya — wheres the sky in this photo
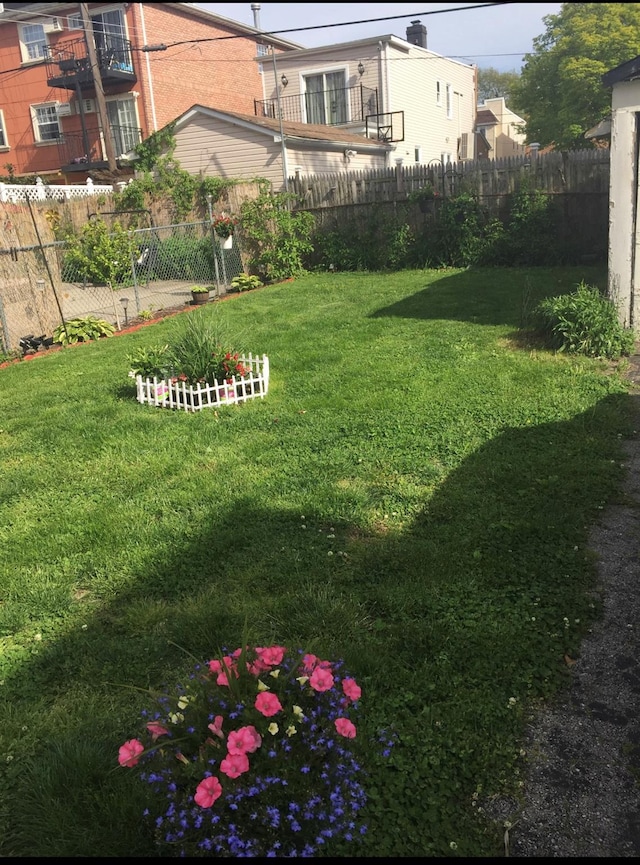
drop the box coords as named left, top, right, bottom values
left=191, top=2, right=563, bottom=73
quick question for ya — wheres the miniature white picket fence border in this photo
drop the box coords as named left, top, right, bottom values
left=135, top=354, right=269, bottom=413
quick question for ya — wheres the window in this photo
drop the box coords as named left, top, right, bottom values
left=436, top=80, right=441, bottom=106
left=19, top=23, right=47, bottom=62
left=256, top=42, right=268, bottom=74
left=0, top=110, right=8, bottom=149
left=31, top=103, right=61, bottom=142
left=91, top=8, right=131, bottom=72
left=458, top=133, right=468, bottom=160
left=67, top=13, right=83, bottom=30
left=414, top=146, right=422, bottom=163
left=441, top=152, right=452, bottom=165
left=304, top=70, right=347, bottom=125
left=106, top=97, right=140, bottom=155
left=445, top=83, right=452, bottom=119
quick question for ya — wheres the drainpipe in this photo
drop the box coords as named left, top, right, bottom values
left=271, top=45, right=288, bottom=191
left=139, top=3, right=158, bottom=131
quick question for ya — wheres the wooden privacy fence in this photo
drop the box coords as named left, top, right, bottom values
left=289, top=149, right=610, bottom=208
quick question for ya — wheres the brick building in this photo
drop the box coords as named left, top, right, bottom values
left=0, top=2, right=298, bottom=179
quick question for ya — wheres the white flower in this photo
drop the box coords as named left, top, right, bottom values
left=177, top=696, right=191, bottom=710
left=169, top=712, right=184, bottom=724
left=286, top=725, right=297, bottom=737
left=296, top=676, right=309, bottom=686
left=293, top=705, right=304, bottom=720
left=257, top=679, right=270, bottom=692
left=268, top=722, right=279, bottom=735
left=269, top=669, right=280, bottom=679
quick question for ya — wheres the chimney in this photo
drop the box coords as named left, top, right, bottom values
left=251, top=4, right=261, bottom=30
left=406, top=20, right=427, bottom=49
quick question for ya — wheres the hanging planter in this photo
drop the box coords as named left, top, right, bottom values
left=221, top=234, right=233, bottom=250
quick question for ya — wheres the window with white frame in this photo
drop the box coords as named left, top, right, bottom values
left=19, top=23, right=48, bottom=62
left=304, top=70, right=348, bottom=125
left=256, top=42, right=268, bottom=74
left=436, top=80, right=441, bottom=106
left=445, top=83, right=452, bottom=119
left=0, top=110, right=8, bottom=148
left=67, top=13, right=83, bottom=30
left=106, top=96, right=140, bottom=155
left=31, top=103, right=61, bottom=142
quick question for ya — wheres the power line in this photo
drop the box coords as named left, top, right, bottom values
left=141, top=3, right=511, bottom=50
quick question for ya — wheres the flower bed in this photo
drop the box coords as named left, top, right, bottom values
left=117, top=645, right=391, bottom=857
left=135, top=353, right=269, bottom=413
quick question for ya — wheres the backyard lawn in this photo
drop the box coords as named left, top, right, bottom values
left=0, top=266, right=634, bottom=857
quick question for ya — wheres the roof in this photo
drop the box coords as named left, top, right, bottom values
left=173, top=105, right=393, bottom=150
left=602, top=55, right=640, bottom=87
left=476, top=109, right=498, bottom=127
left=585, top=118, right=612, bottom=139
left=0, top=2, right=301, bottom=50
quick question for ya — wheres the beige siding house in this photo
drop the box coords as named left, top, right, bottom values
left=475, top=97, right=526, bottom=159
left=167, top=106, right=392, bottom=189
left=602, top=56, right=640, bottom=330
left=257, top=20, right=477, bottom=168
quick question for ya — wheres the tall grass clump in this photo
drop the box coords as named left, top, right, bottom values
left=536, top=281, right=636, bottom=359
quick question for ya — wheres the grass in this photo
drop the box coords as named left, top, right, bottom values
left=0, top=265, right=635, bottom=857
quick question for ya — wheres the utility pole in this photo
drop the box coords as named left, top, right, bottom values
left=80, top=3, right=117, bottom=172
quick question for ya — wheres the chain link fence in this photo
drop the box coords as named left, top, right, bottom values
left=0, top=220, right=245, bottom=353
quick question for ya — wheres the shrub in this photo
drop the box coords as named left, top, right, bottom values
left=53, top=316, right=115, bottom=346
left=62, top=219, right=135, bottom=287
left=535, top=281, right=636, bottom=359
left=127, top=344, right=171, bottom=379
left=230, top=274, right=263, bottom=292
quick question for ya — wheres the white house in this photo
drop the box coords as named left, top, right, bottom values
left=165, top=105, right=392, bottom=190
left=602, top=55, right=640, bottom=330
left=256, top=20, right=477, bottom=169
left=475, top=97, right=526, bottom=159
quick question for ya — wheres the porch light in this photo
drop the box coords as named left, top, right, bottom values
left=281, top=73, right=288, bottom=87
left=358, top=61, right=365, bottom=76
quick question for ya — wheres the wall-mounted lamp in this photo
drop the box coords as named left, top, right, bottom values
left=120, top=297, right=129, bottom=326
left=35, top=279, right=45, bottom=292
left=281, top=73, right=288, bottom=87
left=357, top=61, right=365, bottom=76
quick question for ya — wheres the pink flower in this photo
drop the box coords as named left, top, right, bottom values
left=248, top=659, right=270, bottom=675
left=342, top=678, right=362, bottom=702
left=256, top=645, right=286, bottom=666
left=207, top=715, right=225, bottom=739
left=118, top=738, right=144, bottom=767
left=220, top=751, right=250, bottom=778
left=227, top=725, right=262, bottom=755
left=255, top=691, right=283, bottom=717
left=334, top=717, right=357, bottom=739
left=208, top=659, right=222, bottom=674
left=146, top=721, right=170, bottom=741
left=301, top=653, right=320, bottom=673
left=194, top=775, right=222, bottom=808
left=215, top=656, right=238, bottom=687
left=310, top=666, right=335, bottom=692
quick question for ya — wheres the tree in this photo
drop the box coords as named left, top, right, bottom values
left=511, top=3, right=640, bottom=149
left=477, top=67, right=521, bottom=106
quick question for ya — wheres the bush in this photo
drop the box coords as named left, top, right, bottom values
left=53, top=316, right=115, bottom=346
left=62, top=219, right=134, bottom=287
left=164, top=310, right=247, bottom=386
left=535, top=282, right=636, bottom=359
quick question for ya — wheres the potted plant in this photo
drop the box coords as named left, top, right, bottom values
left=190, top=285, right=211, bottom=305
left=212, top=215, right=238, bottom=249
left=409, top=182, right=441, bottom=213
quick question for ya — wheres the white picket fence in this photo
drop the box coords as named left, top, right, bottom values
left=135, top=354, right=270, bottom=414
left=0, top=177, right=113, bottom=203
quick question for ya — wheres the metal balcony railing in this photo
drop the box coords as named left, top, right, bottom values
left=45, top=36, right=135, bottom=89
left=56, top=124, right=142, bottom=170
left=254, top=84, right=379, bottom=127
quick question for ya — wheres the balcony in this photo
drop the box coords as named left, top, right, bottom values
left=254, top=84, right=379, bottom=128
left=45, top=37, right=136, bottom=91
left=56, top=124, right=142, bottom=173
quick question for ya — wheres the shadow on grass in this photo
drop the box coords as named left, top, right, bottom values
left=1, top=391, right=635, bottom=858
left=370, top=265, right=608, bottom=329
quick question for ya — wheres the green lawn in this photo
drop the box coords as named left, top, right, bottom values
left=0, top=266, right=634, bottom=857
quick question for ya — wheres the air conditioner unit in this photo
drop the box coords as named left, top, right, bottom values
left=43, top=18, right=63, bottom=33
left=77, top=98, right=95, bottom=114
left=56, top=102, right=72, bottom=116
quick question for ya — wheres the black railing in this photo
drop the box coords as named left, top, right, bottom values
left=254, top=84, right=378, bottom=127
left=45, top=36, right=135, bottom=88
left=56, top=124, right=142, bottom=170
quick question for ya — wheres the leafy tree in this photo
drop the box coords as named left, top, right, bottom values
left=477, top=67, right=521, bottom=106
left=511, top=3, right=640, bottom=149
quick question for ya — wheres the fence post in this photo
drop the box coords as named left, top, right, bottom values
left=35, top=177, right=46, bottom=201
left=0, top=183, right=6, bottom=203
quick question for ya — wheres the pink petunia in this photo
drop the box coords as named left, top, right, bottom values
left=255, top=691, right=283, bottom=717
left=334, top=717, right=357, bottom=739
left=220, top=751, right=250, bottom=779
left=342, top=678, right=362, bottom=702
left=118, top=738, right=145, bottom=767
left=216, top=656, right=238, bottom=687
left=227, top=725, right=262, bottom=755
left=207, top=715, right=225, bottom=739
left=256, top=645, right=286, bottom=666
left=301, top=653, right=320, bottom=673
left=194, top=775, right=222, bottom=808
left=248, top=658, right=271, bottom=675
left=310, top=666, right=335, bottom=692
left=146, top=721, right=170, bottom=741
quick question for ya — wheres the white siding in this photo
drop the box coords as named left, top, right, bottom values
left=287, top=145, right=385, bottom=177
left=173, top=114, right=284, bottom=188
